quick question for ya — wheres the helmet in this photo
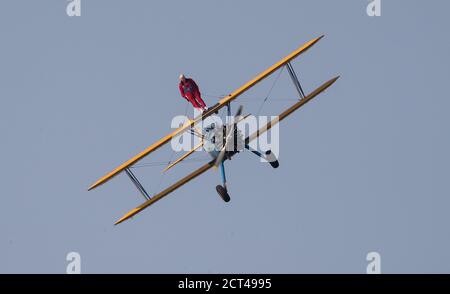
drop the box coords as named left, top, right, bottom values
left=179, top=74, right=186, bottom=81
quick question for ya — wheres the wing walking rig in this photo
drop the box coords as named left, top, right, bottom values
left=88, top=35, right=340, bottom=225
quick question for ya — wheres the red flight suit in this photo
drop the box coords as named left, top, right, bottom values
left=179, top=78, right=207, bottom=109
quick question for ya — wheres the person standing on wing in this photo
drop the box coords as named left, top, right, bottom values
left=179, top=74, right=207, bottom=111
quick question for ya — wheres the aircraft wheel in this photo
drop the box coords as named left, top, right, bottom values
left=216, top=185, right=231, bottom=202
left=265, top=150, right=279, bottom=168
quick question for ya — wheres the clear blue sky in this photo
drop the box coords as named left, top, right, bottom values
left=1, top=0, right=449, bottom=273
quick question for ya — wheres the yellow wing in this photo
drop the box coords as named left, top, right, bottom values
left=88, top=35, right=324, bottom=191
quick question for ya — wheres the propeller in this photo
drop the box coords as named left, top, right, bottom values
left=214, top=105, right=243, bottom=168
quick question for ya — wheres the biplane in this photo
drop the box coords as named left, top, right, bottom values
left=88, top=35, right=339, bottom=225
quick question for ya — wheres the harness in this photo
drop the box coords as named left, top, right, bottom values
left=183, top=85, right=193, bottom=93
left=182, top=81, right=194, bottom=93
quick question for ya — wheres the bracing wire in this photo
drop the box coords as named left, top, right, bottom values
left=130, top=157, right=209, bottom=169
left=256, top=67, right=284, bottom=116
left=203, top=93, right=226, bottom=99
left=152, top=101, right=191, bottom=194
left=128, top=101, right=193, bottom=195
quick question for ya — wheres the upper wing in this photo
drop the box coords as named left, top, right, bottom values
left=88, top=35, right=324, bottom=191
left=201, top=35, right=324, bottom=118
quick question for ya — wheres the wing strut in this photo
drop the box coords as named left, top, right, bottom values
left=286, top=62, right=306, bottom=99
left=124, top=168, right=151, bottom=201
left=115, top=161, right=215, bottom=225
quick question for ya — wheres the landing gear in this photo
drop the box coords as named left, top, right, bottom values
left=245, top=144, right=280, bottom=169
left=265, top=150, right=279, bottom=169
left=216, top=185, right=231, bottom=202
